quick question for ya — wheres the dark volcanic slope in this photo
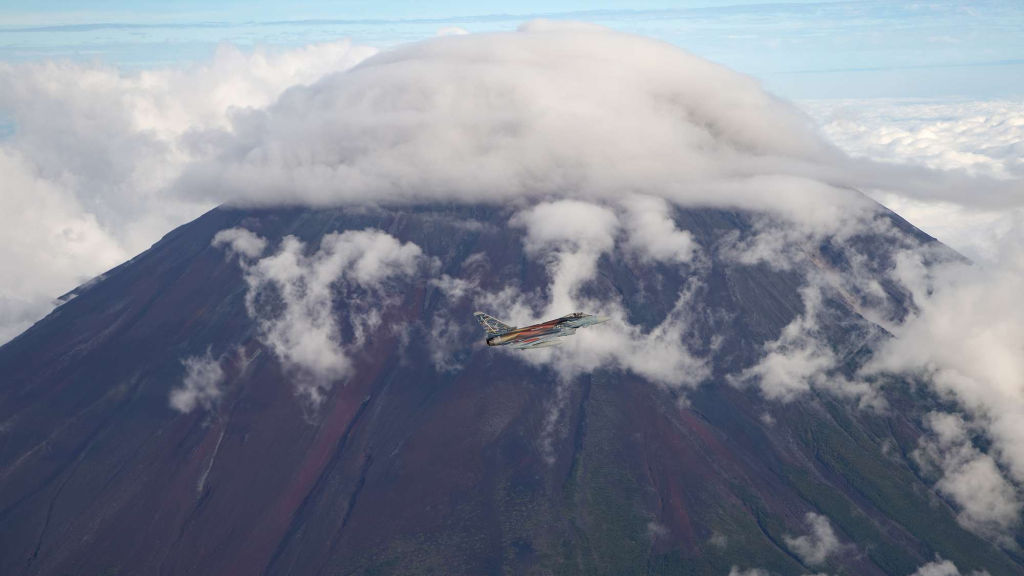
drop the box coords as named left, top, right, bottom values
left=0, top=204, right=1018, bottom=576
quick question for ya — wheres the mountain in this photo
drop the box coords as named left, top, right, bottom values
left=1, top=202, right=1019, bottom=576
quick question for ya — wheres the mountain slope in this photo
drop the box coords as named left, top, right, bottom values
left=0, top=203, right=1018, bottom=576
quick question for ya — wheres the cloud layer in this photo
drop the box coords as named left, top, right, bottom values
left=3, top=23, right=1019, bottom=346
left=805, top=99, right=1024, bottom=181
left=0, top=40, right=377, bottom=342
left=176, top=23, right=875, bottom=231
left=803, top=98, right=1024, bottom=261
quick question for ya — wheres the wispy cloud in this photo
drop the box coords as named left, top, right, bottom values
left=784, top=512, right=842, bottom=567
left=909, top=556, right=987, bottom=576
left=0, top=39, right=376, bottom=343
left=170, top=349, right=226, bottom=413
left=214, top=227, right=428, bottom=405
left=913, top=412, right=1021, bottom=539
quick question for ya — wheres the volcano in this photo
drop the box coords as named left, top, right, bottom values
left=1, top=202, right=1020, bottom=576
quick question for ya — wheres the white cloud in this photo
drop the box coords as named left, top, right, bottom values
left=718, top=222, right=806, bottom=272
left=728, top=568, right=770, bottom=576
left=245, top=235, right=354, bottom=398
left=909, top=557, right=991, bottom=576
left=430, top=273, right=478, bottom=303
left=619, top=194, right=697, bottom=263
left=910, top=560, right=960, bottom=576
left=170, top=350, right=225, bottom=413
left=871, top=195, right=1021, bottom=264
left=175, top=23, right=876, bottom=233
left=218, top=228, right=426, bottom=405
left=427, top=313, right=470, bottom=373
left=913, top=412, right=1020, bottom=539
left=646, top=521, right=669, bottom=540
left=0, top=150, right=127, bottom=342
left=783, top=512, right=841, bottom=567
left=804, top=99, right=1024, bottom=180
left=515, top=199, right=620, bottom=256
left=212, top=227, right=268, bottom=259
left=733, top=286, right=835, bottom=401
left=731, top=284, right=884, bottom=410
left=840, top=180, right=1024, bottom=544
left=0, top=40, right=377, bottom=343
left=867, top=239, right=1024, bottom=491
left=501, top=200, right=709, bottom=389
left=511, top=199, right=619, bottom=318
left=430, top=199, right=709, bottom=462
left=802, top=98, right=1024, bottom=262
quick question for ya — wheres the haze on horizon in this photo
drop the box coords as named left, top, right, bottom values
left=2, top=0, right=1022, bottom=99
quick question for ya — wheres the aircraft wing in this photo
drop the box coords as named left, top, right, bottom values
left=474, top=311, right=515, bottom=335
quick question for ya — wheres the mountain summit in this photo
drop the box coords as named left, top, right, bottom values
left=1, top=200, right=1019, bottom=575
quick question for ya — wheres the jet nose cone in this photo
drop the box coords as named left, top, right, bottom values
left=593, top=316, right=610, bottom=324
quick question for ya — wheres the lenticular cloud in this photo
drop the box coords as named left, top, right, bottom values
left=177, top=21, right=871, bottom=228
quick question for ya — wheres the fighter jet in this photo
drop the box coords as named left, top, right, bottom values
left=474, top=311, right=609, bottom=350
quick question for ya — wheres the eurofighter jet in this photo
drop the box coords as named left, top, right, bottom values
left=474, top=311, right=609, bottom=350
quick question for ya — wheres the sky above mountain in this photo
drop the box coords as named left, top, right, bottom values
left=2, top=0, right=1022, bottom=99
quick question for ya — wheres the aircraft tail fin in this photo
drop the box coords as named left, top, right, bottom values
left=473, top=312, right=515, bottom=335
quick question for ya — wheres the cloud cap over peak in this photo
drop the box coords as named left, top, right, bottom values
left=177, top=22, right=870, bottom=228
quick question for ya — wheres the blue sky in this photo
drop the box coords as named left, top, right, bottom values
left=1, top=0, right=1022, bottom=98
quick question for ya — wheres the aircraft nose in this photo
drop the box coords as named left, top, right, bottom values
left=594, top=316, right=610, bottom=324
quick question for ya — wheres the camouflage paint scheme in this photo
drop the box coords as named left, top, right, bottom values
left=474, top=311, right=609, bottom=349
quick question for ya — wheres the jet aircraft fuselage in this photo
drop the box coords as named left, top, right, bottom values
left=473, top=311, right=608, bottom=350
